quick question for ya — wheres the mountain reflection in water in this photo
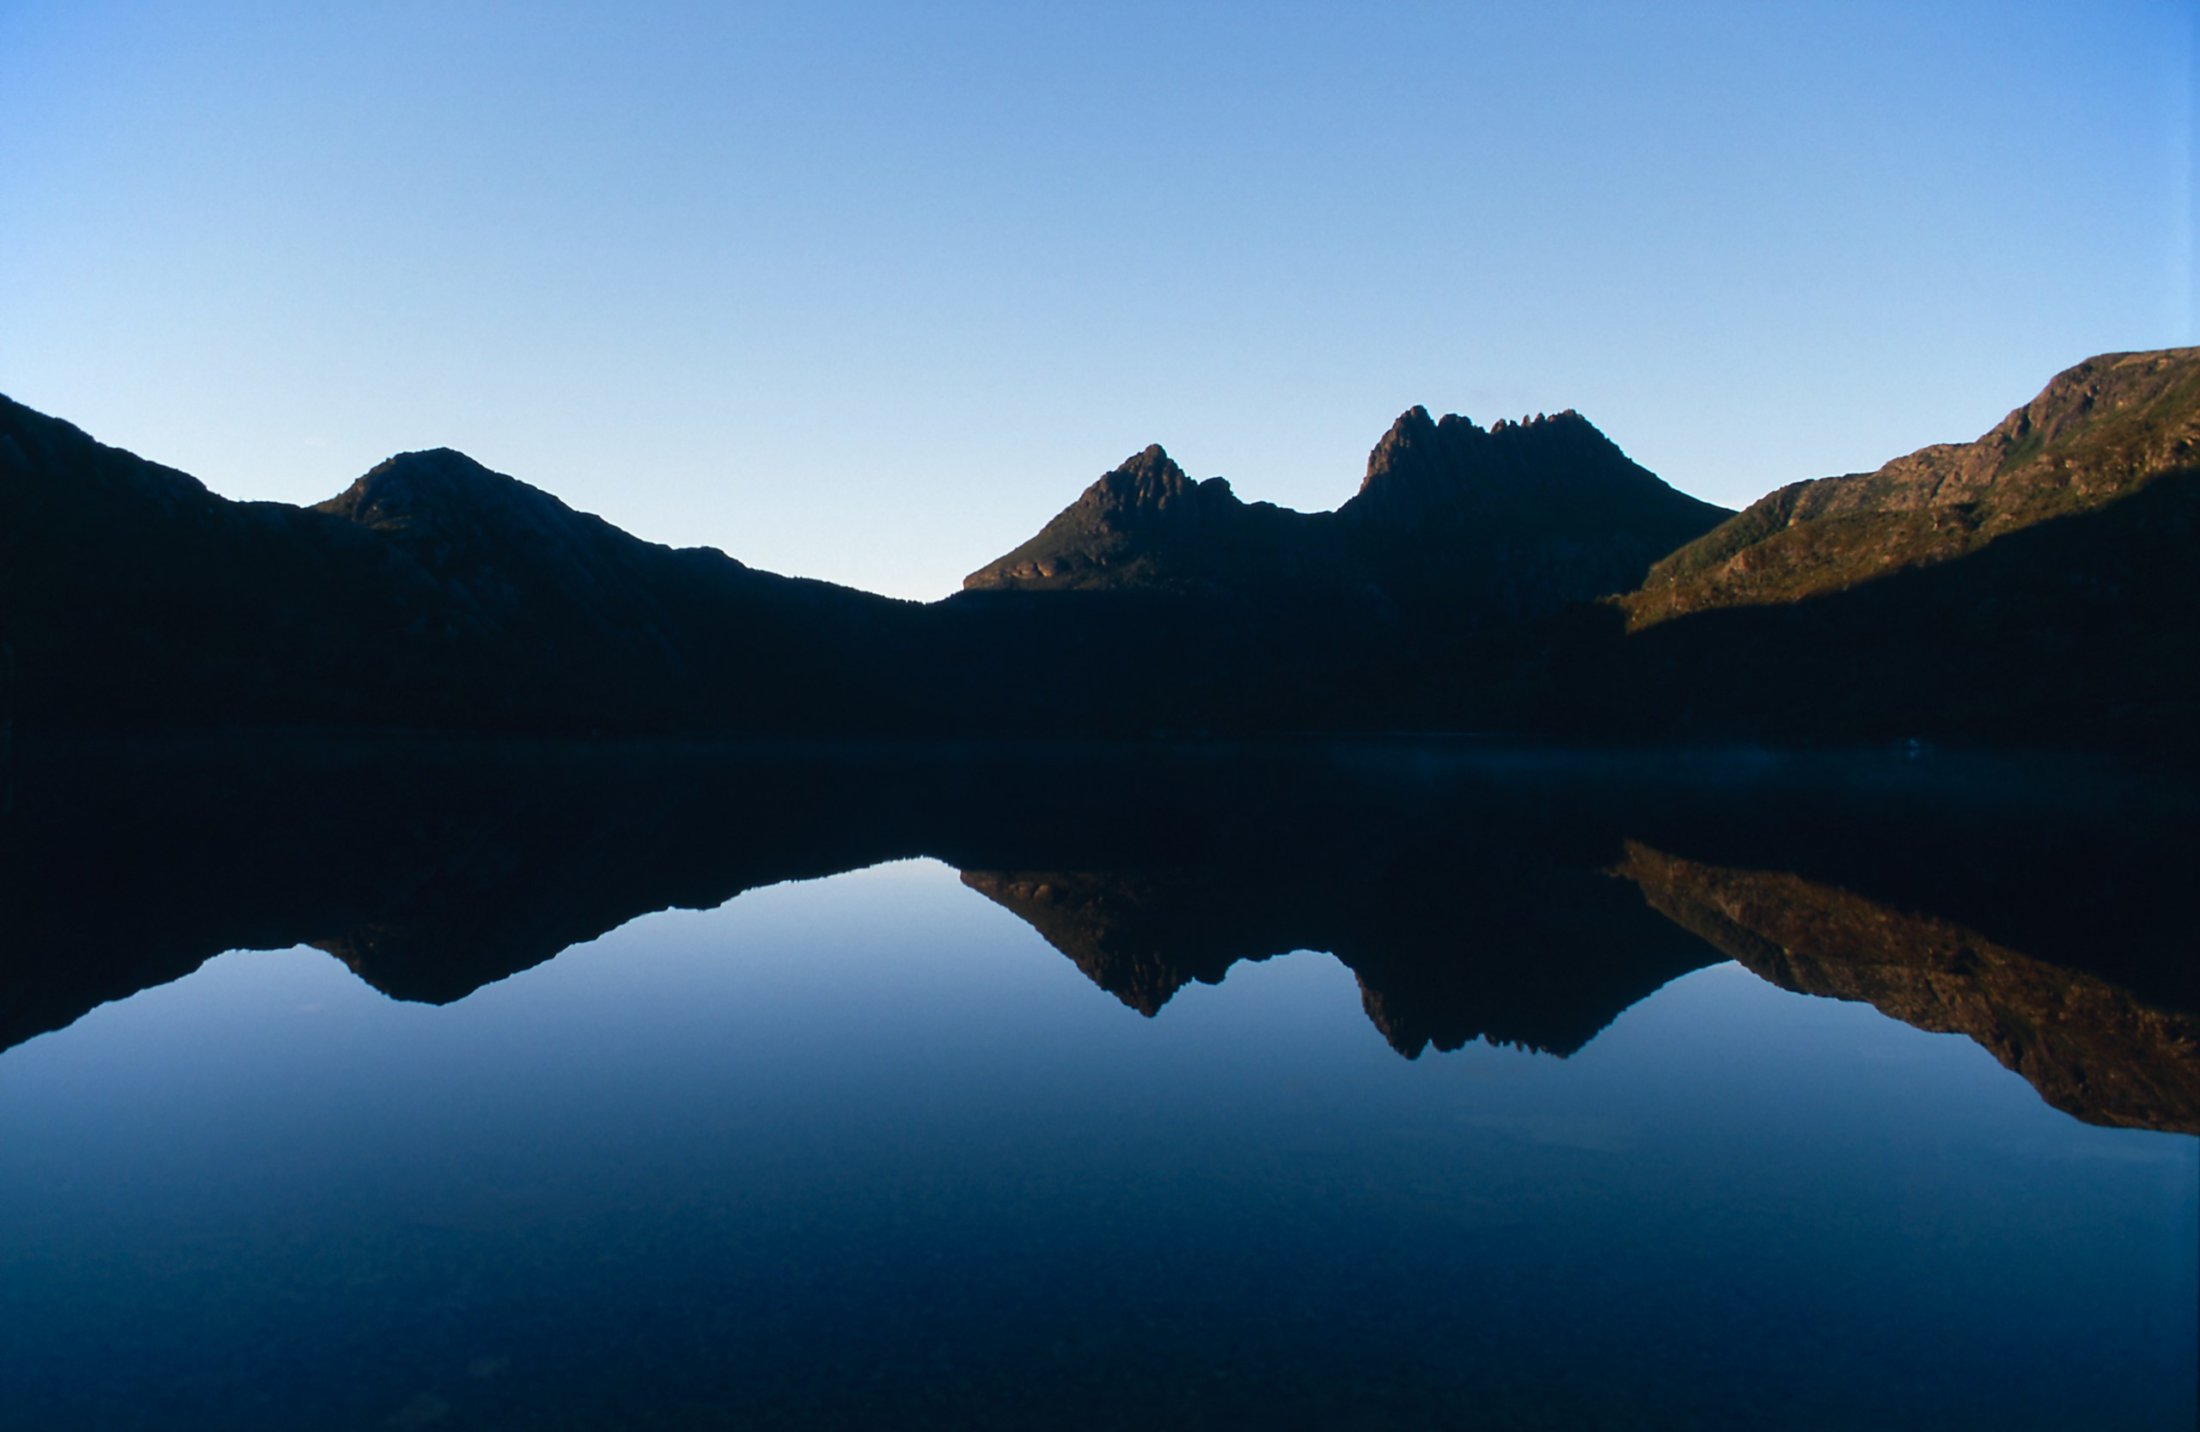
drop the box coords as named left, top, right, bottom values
left=6, top=737, right=2195, bottom=1133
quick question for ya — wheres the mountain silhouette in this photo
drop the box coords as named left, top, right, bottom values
left=4, top=348, right=2193, bottom=745
left=964, top=407, right=1729, bottom=627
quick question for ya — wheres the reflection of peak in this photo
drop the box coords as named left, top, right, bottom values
left=959, top=871, right=1248, bottom=1014
left=1615, top=842, right=2200, bottom=1134
left=959, top=853, right=1714, bottom=1060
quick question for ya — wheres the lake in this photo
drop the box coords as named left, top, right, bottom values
left=2, top=740, right=2194, bottom=1428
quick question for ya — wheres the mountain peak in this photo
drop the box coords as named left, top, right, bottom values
left=963, top=443, right=1260, bottom=591
left=1083, top=444, right=1195, bottom=513
left=317, top=447, right=560, bottom=535
left=1358, top=406, right=1620, bottom=500
left=1345, top=404, right=1687, bottom=536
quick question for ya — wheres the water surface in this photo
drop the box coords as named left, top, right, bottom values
left=3, top=740, right=2195, bottom=1428
left=2, top=851, right=2193, bottom=1430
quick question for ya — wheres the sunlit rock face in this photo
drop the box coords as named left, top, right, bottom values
left=1628, top=346, right=2200, bottom=627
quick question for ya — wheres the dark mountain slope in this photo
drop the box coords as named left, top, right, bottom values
left=1492, top=459, right=2200, bottom=747
left=0, top=400, right=919, bottom=735
left=1, top=397, right=433, bottom=730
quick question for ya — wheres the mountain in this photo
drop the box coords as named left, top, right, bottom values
left=1403, top=347, right=2200, bottom=746
left=1625, top=346, right=2200, bottom=626
left=1339, top=406, right=1731, bottom=620
left=965, top=408, right=1730, bottom=625
left=962, top=444, right=1346, bottom=596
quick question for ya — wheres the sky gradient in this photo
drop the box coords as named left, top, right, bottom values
left=4, top=1, right=2193, bottom=599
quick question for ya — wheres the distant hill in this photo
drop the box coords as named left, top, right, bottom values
left=966, top=407, right=1730, bottom=626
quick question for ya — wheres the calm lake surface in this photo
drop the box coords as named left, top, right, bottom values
left=2, top=743, right=2195, bottom=1428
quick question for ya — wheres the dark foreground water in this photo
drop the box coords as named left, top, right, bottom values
left=1, top=743, right=2195, bottom=1428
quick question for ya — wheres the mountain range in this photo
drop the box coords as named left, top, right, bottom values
left=4, top=346, right=2195, bottom=743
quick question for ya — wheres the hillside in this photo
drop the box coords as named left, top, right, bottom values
left=1626, top=347, right=2200, bottom=626
left=0, top=398, right=917, bottom=735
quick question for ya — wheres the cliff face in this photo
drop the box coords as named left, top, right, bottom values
left=1627, top=346, right=2200, bottom=626
left=1616, top=842, right=2200, bottom=1134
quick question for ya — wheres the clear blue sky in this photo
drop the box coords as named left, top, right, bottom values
left=3, top=1, right=2192, bottom=599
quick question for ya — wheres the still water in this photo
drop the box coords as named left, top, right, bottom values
left=1, top=850, right=2193, bottom=1430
